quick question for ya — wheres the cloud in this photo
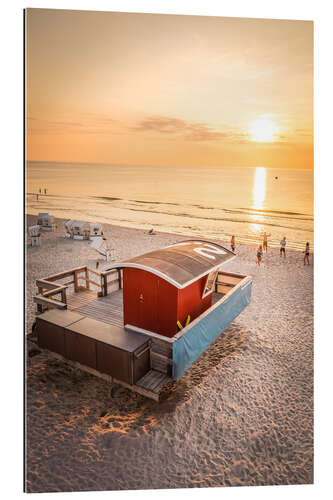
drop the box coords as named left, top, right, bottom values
left=26, top=113, right=119, bottom=135
left=131, top=115, right=249, bottom=143
left=295, top=128, right=313, bottom=137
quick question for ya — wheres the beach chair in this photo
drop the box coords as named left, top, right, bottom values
left=89, top=222, right=103, bottom=239
left=90, top=237, right=115, bottom=261
left=64, top=219, right=74, bottom=238
left=71, top=221, right=89, bottom=240
left=28, top=225, right=41, bottom=247
left=38, top=213, right=55, bottom=231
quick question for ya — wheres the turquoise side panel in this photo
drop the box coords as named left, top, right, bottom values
left=172, top=281, right=252, bottom=380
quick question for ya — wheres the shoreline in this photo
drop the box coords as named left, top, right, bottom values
left=26, top=212, right=309, bottom=254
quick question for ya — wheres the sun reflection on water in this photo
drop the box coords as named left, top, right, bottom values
left=251, top=167, right=267, bottom=234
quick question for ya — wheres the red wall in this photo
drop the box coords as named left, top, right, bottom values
left=123, top=268, right=178, bottom=337
left=177, top=276, right=212, bottom=328
left=122, top=268, right=212, bottom=338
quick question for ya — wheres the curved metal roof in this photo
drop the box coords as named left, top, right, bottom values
left=107, top=240, right=235, bottom=289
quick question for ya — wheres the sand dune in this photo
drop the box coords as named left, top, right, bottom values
left=25, top=215, right=313, bottom=492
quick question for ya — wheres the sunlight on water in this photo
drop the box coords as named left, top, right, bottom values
left=252, top=167, right=267, bottom=209
left=250, top=167, right=267, bottom=234
left=26, top=163, right=313, bottom=250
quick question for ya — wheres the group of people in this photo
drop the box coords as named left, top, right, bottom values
left=230, top=233, right=311, bottom=266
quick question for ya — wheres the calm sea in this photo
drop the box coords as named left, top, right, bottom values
left=26, top=162, right=313, bottom=250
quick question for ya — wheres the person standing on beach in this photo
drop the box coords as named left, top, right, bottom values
left=263, top=231, right=270, bottom=252
left=231, top=235, right=235, bottom=252
left=304, top=242, right=310, bottom=265
left=280, top=237, right=287, bottom=258
left=256, top=245, right=263, bottom=266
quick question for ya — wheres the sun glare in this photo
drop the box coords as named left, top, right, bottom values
left=250, top=117, right=278, bottom=142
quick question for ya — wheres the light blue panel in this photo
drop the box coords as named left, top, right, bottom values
left=172, top=281, right=252, bottom=380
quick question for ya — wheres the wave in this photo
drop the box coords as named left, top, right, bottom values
left=92, top=195, right=313, bottom=219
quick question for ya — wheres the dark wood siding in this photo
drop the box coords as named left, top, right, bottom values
left=64, top=330, right=97, bottom=369
left=36, top=320, right=66, bottom=357
left=96, top=343, right=132, bottom=384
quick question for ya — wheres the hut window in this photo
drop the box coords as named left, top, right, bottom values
left=202, top=270, right=218, bottom=298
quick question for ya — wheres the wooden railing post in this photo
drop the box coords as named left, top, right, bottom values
left=37, top=286, right=44, bottom=313
left=85, top=267, right=90, bottom=290
left=103, top=273, right=108, bottom=296
left=74, top=270, right=79, bottom=292
left=61, top=288, right=67, bottom=304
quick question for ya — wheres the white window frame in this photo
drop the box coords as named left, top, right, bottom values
left=202, top=270, right=219, bottom=298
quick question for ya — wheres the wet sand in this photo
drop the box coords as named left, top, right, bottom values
left=25, top=215, right=313, bottom=492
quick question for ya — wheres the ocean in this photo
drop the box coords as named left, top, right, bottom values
left=26, top=162, right=313, bottom=251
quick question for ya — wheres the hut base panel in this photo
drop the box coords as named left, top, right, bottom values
left=37, top=349, right=171, bottom=402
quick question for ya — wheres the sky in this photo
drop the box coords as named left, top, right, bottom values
left=26, top=9, right=313, bottom=169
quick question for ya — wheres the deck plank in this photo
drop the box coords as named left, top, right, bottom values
left=67, top=289, right=124, bottom=327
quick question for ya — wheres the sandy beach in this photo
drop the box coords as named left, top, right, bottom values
left=25, top=214, right=313, bottom=492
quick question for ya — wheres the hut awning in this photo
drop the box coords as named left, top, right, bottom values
left=107, top=240, right=235, bottom=288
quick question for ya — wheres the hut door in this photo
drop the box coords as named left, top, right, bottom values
left=138, top=271, right=158, bottom=332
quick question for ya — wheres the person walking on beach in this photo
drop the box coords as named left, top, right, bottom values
left=280, top=237, right=287, bottom=258
left=263, top=231, right=270, bottom=252
left=304, top=242, right=310, bottom=265
left=256, top=245, right=263, bottom=266
left=231, top=235, right=236, bottom=252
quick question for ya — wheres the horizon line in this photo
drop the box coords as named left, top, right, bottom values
left=26, top=160, right=314, bottom=170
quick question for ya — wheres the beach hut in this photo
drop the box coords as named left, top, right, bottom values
left=28, top=225, right=41, bottom=246
left=90, top=236, right=115, bottom=261
left=89, top=222, right=103, bottom=239
left=37, top=213, right=55, bottom=231
left=32, top=239, right=252, bottom=400
left=110, top=240, right=239, bottom=338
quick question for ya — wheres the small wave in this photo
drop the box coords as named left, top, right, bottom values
left=131, top=199, right=180, bottom=207
left=94, top=196, right=122, bottom=201
left=124, top=206, right=313, bottom=232
left=239, top=206, right=312, bottom=217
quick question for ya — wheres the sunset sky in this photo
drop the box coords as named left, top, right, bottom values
left=26, top=9, right=313, bottom=169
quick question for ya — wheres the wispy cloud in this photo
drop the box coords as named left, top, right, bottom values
left=26, top=113, right=119, bottom=135
left=295, top=128, right=313, bottom=137
left=131, top=115, right=249, bottom=143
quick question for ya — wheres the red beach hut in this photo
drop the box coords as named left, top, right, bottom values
left=113, top=240, right=236, bottom=338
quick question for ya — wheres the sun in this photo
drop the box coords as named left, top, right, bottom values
left=249, top=117, right=278, bottom=142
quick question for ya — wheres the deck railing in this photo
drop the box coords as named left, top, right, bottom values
left=34, top=265, right=122, bottom=313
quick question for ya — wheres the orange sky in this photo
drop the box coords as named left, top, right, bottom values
left=25, top=9, right=313, bottom=169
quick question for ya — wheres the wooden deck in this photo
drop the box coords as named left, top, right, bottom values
left=67, top=289, right=124, bottom=327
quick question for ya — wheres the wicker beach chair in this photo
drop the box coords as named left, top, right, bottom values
left=28, top=225, right=41, bottom=246
left=64, top=219, right=74, bottom=238
left=71, top=221, right=89, bottom=240
left=37, top=213, right=55, bottom=231
left=89, top=222, right=103, bottom=239
left=90, top=236, right=115, bottom=261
